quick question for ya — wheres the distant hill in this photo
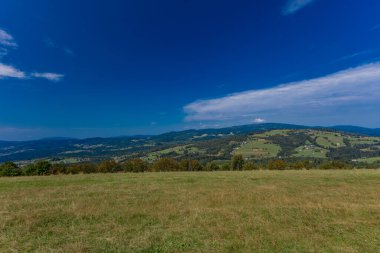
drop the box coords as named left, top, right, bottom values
left=37, top=137, right=77, bottom=141
left=0, top=123, right=379, bottom=164
left=332, top=125, right=380, bottom=136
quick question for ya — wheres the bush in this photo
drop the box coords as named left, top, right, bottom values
left=320, top=161, right=351, bottom=170
left=66, top=164, right=81, bottom=174
left=0, top=162, right=22, bottom=177
left=205, top=162, right=220, bottom=171
left=24, top=163, right=38, bottom=176
left=123, top=159, right=148, bottom=173
left=97, top=160, right=121, bottom=173
left=231, top=155, right=244, bottom=170
left=76, top=163, right=97, bottom=174
left=50, top=163, right=67, bottom=175
left=268, top=160, right=287, bottom=170
left=151, top=158, right=180, bottom=172
left=292, top=160, right=312, bottom=170
left=34, top=160, right=53, bottom=175
left=243, top=162, right=257, bottom=171
left=221, top=163, right=231, bottom=171
left=180, top=160, right=203, bottom=171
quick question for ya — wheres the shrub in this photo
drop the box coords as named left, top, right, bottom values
left=151, top=158, right=180, bottom=172
left=24, top=163, right=38, bottom=176
left=231, top=154, right=244, bottom=170
left=268, top=160, right=287, bottom=170
left=221, top=163, right=231, bottom=171
left=292, top=160, right=312, bottom=170
left=205, top=162, right=220, bottom=171
left=50, top=163, right=67, bottom=175
left=180, top=160, right=203, bottom=171
left=123, top=159, right=148, bottom=173
left=66, top=164, right=81, bottom=174
left=97, top=160, right=121, bottom=173
left=0, top=162, right=22, bottom=177
left=34, top=160, right=53, bottom=175
left=76, top=163, right=97, bottom=174
left=320, top=161, right=351, bottom=170
left=243, top=162, right=257, bottom=171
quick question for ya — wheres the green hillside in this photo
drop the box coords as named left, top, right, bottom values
left=141, top=129, right=380, bottom=164
left=1, top=124, right=380, bottom=165
left=233, top=129, right=380, bottom=162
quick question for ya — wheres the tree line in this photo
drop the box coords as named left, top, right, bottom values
left=0, top=155, right=377, bottom=177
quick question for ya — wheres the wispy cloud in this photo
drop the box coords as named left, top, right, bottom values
left=0, top=63, right=64, bottom=81
left=371, top=23, right=380, bottom=31
left=0, top=63, right=26, bottom=79
left=0, top=29, right=17, bottom=47
left=0, top=28, right=18, bottom=58
left=31, top=72, right=64, bottom=82
left=63, top=47, right=74, bottom=56
left=0, top=28, right=64, bottom=82
left=0, top=62, right=64, bottom=81
left=331, top=48, right=380, bottom=64
left=44, top=37, right=74, bottom=56
left=184, top=63, right=380, bottom=126
left=282, top=0, right=315, bottom=15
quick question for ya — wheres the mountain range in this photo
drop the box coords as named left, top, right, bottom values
left=1, top=123, right=380, bottom=164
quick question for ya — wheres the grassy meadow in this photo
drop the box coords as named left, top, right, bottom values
left=1, top=170, right=380, bottom=252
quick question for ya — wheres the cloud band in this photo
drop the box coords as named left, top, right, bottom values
left=184, top=63, right=380, bottom=126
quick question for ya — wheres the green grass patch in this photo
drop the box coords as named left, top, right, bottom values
left=356, top=157, right=380, bottom=164
left=255, top=129, right=292, bottom=137
left=1, top=171, right=380, bottom=252
left=145, top=145, right=202, bottom=161
left=313, top=132, right=345, bottom=148
left=293, top=145, right=328, bottom=158
left=234, top=138, right=281, bottom=159
left=348, top=136, right=380, bottom=146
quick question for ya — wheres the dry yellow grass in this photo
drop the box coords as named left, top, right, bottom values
left=1, top=170, right=380, bottom=252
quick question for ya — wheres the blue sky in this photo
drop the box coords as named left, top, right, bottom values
left=1, top=0, right=380, bottom=140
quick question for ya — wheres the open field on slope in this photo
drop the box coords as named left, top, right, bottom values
left=1, top=170, right=380, bottom=253
left=145, top=145, right=203, bottom=162
left=292, top=145, right=327, bottom=158
left=347, top=136, right=380, bottom=146
left=356, top=157, right=380, bottom=164
left=234, top=138, right=280, bottom=159
left=312, top=132, right=346, bottom=148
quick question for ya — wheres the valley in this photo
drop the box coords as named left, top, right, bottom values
left=1, top=124, right=379, bottom=166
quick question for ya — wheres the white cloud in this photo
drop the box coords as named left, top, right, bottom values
left=254, top=118, right=266, bottom=123
left=0, top=28, right=64, bottom=82
left=0, top=64, right=64, bottom=81
left=0, top=29, right=17, bottom=47
left=0, top=28, right=17, bottom=58
left=184, top=63, right=380, bottom=126
left=283, top=0, right=315, bottom=15
left=0, top=63, right=26, bottom=79
left=31, top=72, right=64, bottom=82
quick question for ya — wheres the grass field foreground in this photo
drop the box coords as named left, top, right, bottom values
left=1, top=170, right=380, bottom=252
